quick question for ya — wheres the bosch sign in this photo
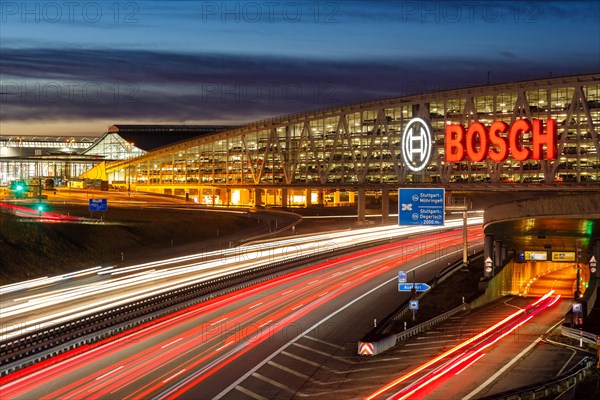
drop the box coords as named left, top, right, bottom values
left=401, top=118, right=433, bottom=172
left=445, top=118, right=557, bottom=163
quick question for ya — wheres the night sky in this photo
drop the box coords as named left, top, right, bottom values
left=1, top=0, right=599, bottom=136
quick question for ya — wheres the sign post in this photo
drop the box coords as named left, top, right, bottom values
left=89, top=198, right=108, bottom=219
left=484, top=256, right=493, bottom=278
left=398, top=188, right=445, bottom=226
left=398, top=271, right=407, bottom=283
left=590, top=256, right=597, bottom=276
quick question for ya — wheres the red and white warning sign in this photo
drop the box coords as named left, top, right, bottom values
left=358, top=341, right=374, bottom=356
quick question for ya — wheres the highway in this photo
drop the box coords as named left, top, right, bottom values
left=0, top=227, right=484, bottom=399
left=0, top=218, right=482, bottom=344
left=366, top=292, right=563, bottom=399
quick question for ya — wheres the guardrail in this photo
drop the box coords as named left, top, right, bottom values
left=358, top=303, right=470, bottom=356
left=0, top=224, right=460, bottom=377
left=478, top=356, right=597, bottom=400
left=561, top=324, right=599, bottom=346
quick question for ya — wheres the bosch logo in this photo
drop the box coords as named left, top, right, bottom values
left=401, top=118, right=433, bottom=172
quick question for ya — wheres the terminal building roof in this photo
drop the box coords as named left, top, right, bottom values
left=106, top=125, right=236, bottom=151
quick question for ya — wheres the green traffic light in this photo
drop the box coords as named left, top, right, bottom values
left=16, top=184, right=23, bottom=191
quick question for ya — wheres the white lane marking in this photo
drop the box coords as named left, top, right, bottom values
left=214, top=248, right=476, bottom=400
left=405, top=339, right=456, bottom=345
left=211, top=317, right=227, bottom=326
left=258, top=320, right=272, bottom=328
left=161, top=337, right=183, bottom=349
left=162, top=368, right=186, bottom=383
left=282, top=289, right=294, bottom=295
left=281, top=351, right=321, bottom=367
left=249, top=302, right=263, bottom=309
left=292, top=303, right=304, bottom=311
left=463, top=337, right=542, bottom=400
left=234, top=385, right=268, bottom=400
left=95, top=365, right=124, bottom=381
left=556, top=348, right=577, bottom=376
left=268, top=361, right=309, bottom=379
left=304, top=335, right=345, bottom=350
left=216, top=342, right=233, bottom=352
left=293, top=342, right=332, bottom=357
left=252, top=373, right=295, bottom=394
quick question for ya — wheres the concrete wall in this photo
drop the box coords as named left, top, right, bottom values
left=484, top=194, right=600, bottom=226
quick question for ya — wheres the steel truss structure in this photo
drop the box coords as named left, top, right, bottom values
left=106, top=74, right=600, bottom=205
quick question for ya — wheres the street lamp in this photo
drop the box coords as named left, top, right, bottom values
left=67, top=137, right=75, bottom=190
left=126, top=141, right=135, bottom=197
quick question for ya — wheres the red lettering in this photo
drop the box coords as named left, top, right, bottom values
left=465, top=122, right=489, bottom=162
left=445, top=124, right=466, bottom=162
left=531, top=118, right=557, bottom=160
left=488, top=121, right=509, bottom=162
left=508, top=119, right=532, bottom=161
left=445, top=119, right=557, bottom=163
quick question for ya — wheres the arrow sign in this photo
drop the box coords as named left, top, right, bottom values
left=398, top=283, right=431, bottom=292
left=484, top=256, right=493, bottom=266
left=590, top=256, right=597, bottom=267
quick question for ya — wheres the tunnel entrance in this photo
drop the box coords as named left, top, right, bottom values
left=506, top=262, right=588, bottom=299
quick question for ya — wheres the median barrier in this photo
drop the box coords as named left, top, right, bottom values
left=358, top=303, right=470, bottom=356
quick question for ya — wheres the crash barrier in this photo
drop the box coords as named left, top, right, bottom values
left=0, top=224, right=459, bottom=376
left=561, top=325, right=599, bottom=346
left=358, top=303, right=470, bottom=356
left=478, top=356, right=597, bottom=400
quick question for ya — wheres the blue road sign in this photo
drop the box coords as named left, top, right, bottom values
left=398, top=283, right=431, bottom=292
left=399, top=188, right=445, bottom=226
left=89, top=198, right=108, bottom=212
left=572, top=303, right=582, bottom=313
left=409, top=300, right=419, bottom=310
left=398, top=271, right=407, bottom=283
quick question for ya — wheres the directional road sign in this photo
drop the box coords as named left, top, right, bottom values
left=409, top=300, right=419, bottom=310
left=89, top=198, right=108, bottom=212
left=398, top=271, right=407, bottom=283
left=398, top=283, right=431, bottom=292
left=398, top=188, right=445, bottom=226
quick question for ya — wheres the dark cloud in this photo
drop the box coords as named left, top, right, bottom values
left=1, top=47, right=598, bottom=124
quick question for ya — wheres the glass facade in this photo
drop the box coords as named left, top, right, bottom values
left=105, top=74, right=600, bottom=206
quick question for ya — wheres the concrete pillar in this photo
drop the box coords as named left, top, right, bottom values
left=357, top=188, right=366, bottom=222
left=305, top=189, right=311, bottom=207
left=484, top=235, right=494, bottom=278
left=494, top=240, right=503, bottom=268
left=281, top=188, right=288, bottom=208
left=381, top=189, right=389, bottom=223
left=254, top=188, right=262, bottom=207
left=484, top=235, right=494, bottom=264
